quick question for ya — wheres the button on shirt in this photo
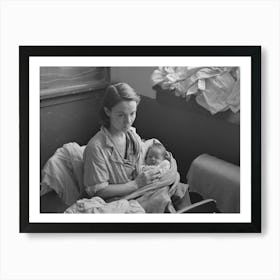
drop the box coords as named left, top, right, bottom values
left=83, top=127, right=143, bottom=194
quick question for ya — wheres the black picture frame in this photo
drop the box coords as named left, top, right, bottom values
left=20, top=46, right=261, bottom=233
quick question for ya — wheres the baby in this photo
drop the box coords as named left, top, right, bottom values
left=141, top=142, right=171, bottom=175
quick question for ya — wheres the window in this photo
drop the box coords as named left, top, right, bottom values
left=40, top=67, right=110, bottom=99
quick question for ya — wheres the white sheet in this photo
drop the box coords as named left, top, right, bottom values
left=40, top=142, right=85, bottom=206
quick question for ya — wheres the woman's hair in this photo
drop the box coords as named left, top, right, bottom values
left=99, top=82, right=141, bottom=128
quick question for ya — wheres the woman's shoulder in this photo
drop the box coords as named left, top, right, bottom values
left=86, top=129, right=107, bottom=150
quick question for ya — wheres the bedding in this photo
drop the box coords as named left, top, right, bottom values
left=40, top=142, right=85, bottom=206
left=65, top=196, right=145, bottom=213
left=151, top=67, right=240, bottom=115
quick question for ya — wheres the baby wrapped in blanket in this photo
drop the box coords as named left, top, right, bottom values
left=141, top=141, right=171, bottom=176
left=123, top=139, right=190, bottom=213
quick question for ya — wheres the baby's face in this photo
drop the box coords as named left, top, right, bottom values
left=146, top=147, right=164, bottom=166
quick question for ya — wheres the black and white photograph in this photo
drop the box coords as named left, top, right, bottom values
left=20, top=46, right=261, bottom=233
left=2, top=1, right=280, bottom=280
left=40, top=66, right=240, bottom=214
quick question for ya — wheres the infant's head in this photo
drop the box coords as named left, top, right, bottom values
left=145, top=142, right=169, bottom=166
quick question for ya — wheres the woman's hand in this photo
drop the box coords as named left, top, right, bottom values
left=135, top=169, right=161, bottom=188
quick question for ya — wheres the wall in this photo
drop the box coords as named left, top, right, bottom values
left=40, top=90, right=104, bottom=169
left=111, top=67, right=157, bottom=98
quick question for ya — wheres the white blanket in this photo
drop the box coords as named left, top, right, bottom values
left=64, top=197, right=145, bottom=213
left=40, top=142, right=85, bottom=206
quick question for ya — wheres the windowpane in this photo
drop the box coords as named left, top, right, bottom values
left=40, top=67, right=110, bottom=99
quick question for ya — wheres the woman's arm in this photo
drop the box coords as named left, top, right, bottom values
left=95, top=180, right=138, bottom=199
left=93, top=170, right=161, bottom=199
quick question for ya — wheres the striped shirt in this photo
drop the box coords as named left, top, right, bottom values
left=83, top=126, right=143, bottom=194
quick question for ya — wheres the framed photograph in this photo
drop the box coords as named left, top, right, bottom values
left=20, top=46, right=261, bottom=233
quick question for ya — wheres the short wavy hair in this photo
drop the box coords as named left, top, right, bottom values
left=99, top=83, right=141, bottom=128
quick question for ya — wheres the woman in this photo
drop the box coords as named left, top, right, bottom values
left=83, top=83, right=161, bottom=200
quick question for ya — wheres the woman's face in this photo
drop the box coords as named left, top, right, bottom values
left=105, top=100, right=137, bottom=133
